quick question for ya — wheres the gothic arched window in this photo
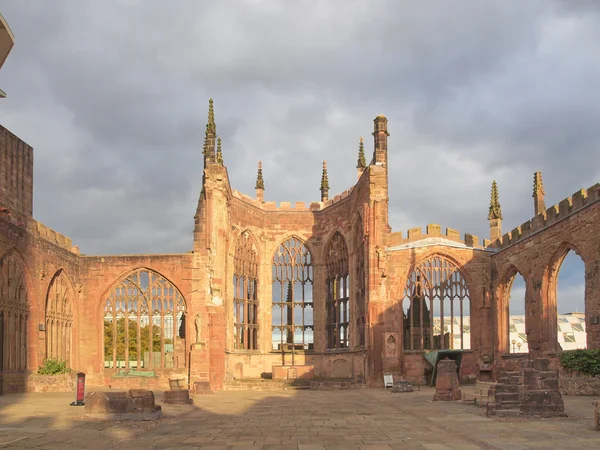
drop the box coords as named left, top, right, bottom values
left=402, top=255, right=470, bottom=351
left=0, top=252, right=29, bottom=372
left=46, top=271, right=73, bottom=366
left=103, top=269, right=186, bottom=370
left=326, top=232, right=350, bottom=349
left=233, top=231, right=259, bottom=350
left=271, top=237, right=314, bottom=351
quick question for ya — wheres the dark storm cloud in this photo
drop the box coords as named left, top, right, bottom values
left=0, top=0, right=597, bottom=314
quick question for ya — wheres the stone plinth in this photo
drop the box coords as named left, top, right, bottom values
left=85, top=389, right=162, bottom=420
left=391, top=380, right=414, bottom=393
left=433, top=360, right=461, bottom=401
left=163, top=389, right=194, bottom=405
left=520, top=358, right=564, bottom=416
left=487, top=358, right=565, bottom=417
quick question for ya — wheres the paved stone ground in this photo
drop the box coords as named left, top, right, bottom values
left=0, top=387, right=598, bottom=449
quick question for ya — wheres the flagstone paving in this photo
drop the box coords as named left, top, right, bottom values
left=0, top=388, right=598, bottom=449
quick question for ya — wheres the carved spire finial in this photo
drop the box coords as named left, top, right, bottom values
left=320, top=161, right=329, bottom=202
left=357, top=137, right=366, bottom=169
left=488, top=180, right=503, bottom=220
left=255, top=161, right=265, bottom=190
left=533, top=171, right=545, bottom=196
left=320, top=160, right=330, bottom=191
left=207, top=98, right=216, bottom=135
left=216, top=137, right=223, bottom=164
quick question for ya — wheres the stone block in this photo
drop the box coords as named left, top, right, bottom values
left=163, top=389, right=194, bottom=405
left=532, top=358, right=550, bottom=371
left=84, top=390, right=162, bottom=420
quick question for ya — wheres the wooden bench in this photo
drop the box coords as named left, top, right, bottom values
left=592, top=400, right=600, bottom=430
left=462, top=381, right=495, bottom=407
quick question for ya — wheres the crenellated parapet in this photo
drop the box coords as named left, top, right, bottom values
left=232, top=186, right=357, bottom=212
left=492, top=183, right=600, bottom=250
left=26, top=219, right=78, bottom=253
left=387, top=223, right=487, bottom=250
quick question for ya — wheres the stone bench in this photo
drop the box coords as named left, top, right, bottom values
left=462, top=381, right=496, bottom=407
left=85, top=389, right=162, bottom=420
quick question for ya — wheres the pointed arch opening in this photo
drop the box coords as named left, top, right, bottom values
left=233, top=231, right=259, bottom=350
left=0, top=251, right=29, bottom=372
left=103, top=269, right=187, bottom=370
left=271, top=237, right=314, bottom=351
left=505, top=272, right=527, bottom=353
left=402, top=255, right=470, bottom=351
left=325, top=232, right=350, bottom=349
left=45, top=271, right=74, bottom=366
left=552, top=249, right=586, bottom=351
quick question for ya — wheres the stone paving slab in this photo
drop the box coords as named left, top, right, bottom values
left=0, top=388, right=599, bottom=449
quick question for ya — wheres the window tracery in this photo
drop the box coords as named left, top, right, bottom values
left=46, top=271, right=73, bottom=365
left=402, top=255, right=470, bottom=351
left=233, top=231, right=259, bottom=350
left=326, top=232, right=350, bottom=349
left=271, top=237, right=314, bottom=351
left=0, top=252, right=29, bottom=371
left=103, top=269, right=186, bottom=370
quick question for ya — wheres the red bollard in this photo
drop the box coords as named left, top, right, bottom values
left=70, top=372, right=85, bottom=406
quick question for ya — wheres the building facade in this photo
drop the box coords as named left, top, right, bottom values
left=1, top=96, right=600, bottom=394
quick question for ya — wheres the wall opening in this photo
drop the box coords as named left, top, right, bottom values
left=507, top=273, right=526, bottom=353
left=103, top=269, right=186, bottom=370
left=555, top=250, right=586, bottom=350
left=402, top=255, right=470, bottom=351
left=271, top=237, right=314, bottom=352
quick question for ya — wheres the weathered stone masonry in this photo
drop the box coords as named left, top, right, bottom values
left=1, top=101, right=600, bottom=394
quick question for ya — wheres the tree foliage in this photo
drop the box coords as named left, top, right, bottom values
left=104, top=318, right=172, bottom=363
left=559, top=349, right=600, bottom=377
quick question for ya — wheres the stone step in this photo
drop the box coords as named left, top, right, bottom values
left=495, top=409, right=522, bottom=418
left=496, top=392, right=519, bottom=402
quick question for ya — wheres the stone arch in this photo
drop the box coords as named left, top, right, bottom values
left=234, top=362, right=243, bottom=379
left=233, top=229, right=260, bottom=350
left=268, top=233, right=315, bottom=265
left=101, top=267, right=187, bottom=371
left=496, top=264, right=527, bottom=354
left=544, top=242, right=587, bottom=352
left=0, top=249, right=31, bottom=373
left=271, top=236, right=314, bottom=352
left=45, top=269, right=75, bottom=367
left=401, top=253, right=471, bottom=351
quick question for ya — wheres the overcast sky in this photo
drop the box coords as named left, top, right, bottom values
left=0, top=1, right=592, bottom=313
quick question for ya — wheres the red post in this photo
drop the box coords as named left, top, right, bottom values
left=70, top=372, right=85, bottom=406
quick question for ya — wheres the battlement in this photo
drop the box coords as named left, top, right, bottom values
left=388, top=224, right=485, bottom=249
left=493, top=183, right=600, bottom=250
left=231, top=186, right=356, bottom=212
left=27, top=219, right=77, bottom=253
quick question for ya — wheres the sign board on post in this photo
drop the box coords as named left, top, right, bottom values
left=383, top=373, right=394, bottom=389
left=70, top=372, right=85, bottom=406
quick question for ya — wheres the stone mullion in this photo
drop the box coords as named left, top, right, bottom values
left=124, top=297, right=130, bottom=369
left=160, top=293, right=165, bottom=369
left=136, top=290, right=142, bottom=371
left=22, top=315, right=26, bottom=370
left=111, top=301, right=117, bottom=369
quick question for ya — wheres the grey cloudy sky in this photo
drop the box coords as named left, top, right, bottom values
left=0, top=1, right=592, bottom=311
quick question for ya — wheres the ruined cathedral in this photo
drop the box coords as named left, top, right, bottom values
left=1, top=26, right=600, bottom=393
